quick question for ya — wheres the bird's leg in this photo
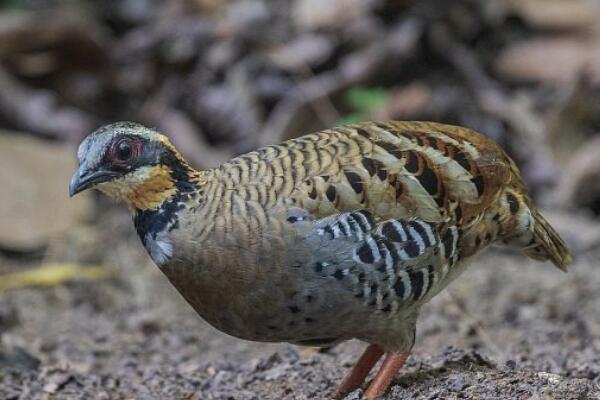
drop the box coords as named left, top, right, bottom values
left=363, top=351, right=410, bottom=399
left=333, top=344, right=384, bottom=399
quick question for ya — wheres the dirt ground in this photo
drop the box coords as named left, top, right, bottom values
left=0, top=208, right=598, bottom=400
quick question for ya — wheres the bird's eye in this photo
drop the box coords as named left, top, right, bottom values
left=116, top=140, right=132, bottom=160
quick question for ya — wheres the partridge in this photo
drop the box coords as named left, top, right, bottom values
left=69, top=121, right=572, bottom=399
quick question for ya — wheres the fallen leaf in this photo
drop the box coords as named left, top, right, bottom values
left=0, top=263, right=111, bottom=291
left=267, top=34, right=334, bottom=71
left=372, top=82, right=431, bottom=120
left=495, top=36, right=600, bottom=85
left=506, top=0, right=600, bottom=31
left=292, top=0, right=374, bottom=30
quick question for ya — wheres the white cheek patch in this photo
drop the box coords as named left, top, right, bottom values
left=145, top=232, right=173, bottom=265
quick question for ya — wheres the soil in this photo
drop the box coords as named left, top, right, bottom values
left=0, top=209, right=598, bottom=400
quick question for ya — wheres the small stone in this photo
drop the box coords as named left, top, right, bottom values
left=505, top=359, right=517, bottom=370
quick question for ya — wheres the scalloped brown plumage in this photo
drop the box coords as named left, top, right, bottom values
left=70, top=120, right=573, bottom=400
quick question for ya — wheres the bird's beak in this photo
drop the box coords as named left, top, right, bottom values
left=69, top=166, right=118, bottom=197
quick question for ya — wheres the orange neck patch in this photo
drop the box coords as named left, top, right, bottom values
left=98, top=165, right=179, bottom=211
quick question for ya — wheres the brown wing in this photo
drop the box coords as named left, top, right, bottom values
left=283, top=121, right=513, bottom=225
left=208, top=120, right=515, bottom=240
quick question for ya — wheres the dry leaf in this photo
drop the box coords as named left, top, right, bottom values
left=292, top=0, right=375, bottom=30
left=372, top=82, right=431, bottom=120
left=505, top=0, right=600, bottom=31
left=495, top=36, right=600, bottom=85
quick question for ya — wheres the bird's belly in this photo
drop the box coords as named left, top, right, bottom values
left=157, top=254, right=422, bottom=352
left=158, top=259, right=360, bottom=342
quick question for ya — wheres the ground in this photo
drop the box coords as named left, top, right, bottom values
left=0, top=209, right=598, bottom=399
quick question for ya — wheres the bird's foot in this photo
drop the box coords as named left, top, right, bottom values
left=333, top=344, right=383, bottom=399
left=363, top=351, right=409, bottom=399
left=333, top=347, right=409, bottom=400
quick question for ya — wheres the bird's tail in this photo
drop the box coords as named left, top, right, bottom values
left=523, top=210, right=573, bottom=271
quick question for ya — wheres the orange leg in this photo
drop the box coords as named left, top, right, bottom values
left=333, top=344, right=384, bottom=399
left=363, top=351, right=410, bottom=400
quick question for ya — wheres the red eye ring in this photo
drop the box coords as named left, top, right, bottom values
left=109, top=138, right=141, bottom=162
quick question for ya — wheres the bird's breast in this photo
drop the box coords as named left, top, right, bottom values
left=155, top=211, right=298, bottom=335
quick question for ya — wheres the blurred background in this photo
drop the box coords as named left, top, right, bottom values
left=0, top=0, right=599, bottom=398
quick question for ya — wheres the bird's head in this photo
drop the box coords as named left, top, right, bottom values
left=69, top=122, right=198, bottom=211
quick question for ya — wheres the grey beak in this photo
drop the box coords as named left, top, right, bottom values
left=69, top=166, right=117, bottom=197
left=69, top=166, right=89, bottom=197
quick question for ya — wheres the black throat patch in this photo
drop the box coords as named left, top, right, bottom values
left=132, top=160, right=199, bottom=250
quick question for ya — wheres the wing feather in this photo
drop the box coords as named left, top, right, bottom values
left=282, top=121, right=512, bottom=225
left=295, top=210, right=460, bottom=312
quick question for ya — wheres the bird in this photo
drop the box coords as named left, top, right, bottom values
left=69, top=120, right=572, bottom=399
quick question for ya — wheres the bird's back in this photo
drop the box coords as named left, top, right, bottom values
left=204, top=121, right=569, bottom=267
